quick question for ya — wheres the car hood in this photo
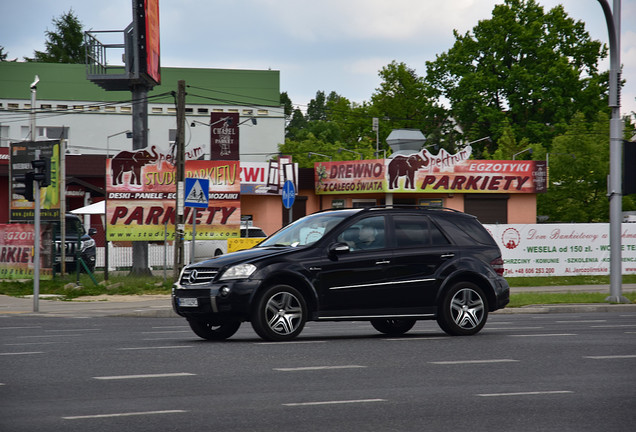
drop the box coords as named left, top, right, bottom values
left=190, top=246, right=297, bottom=268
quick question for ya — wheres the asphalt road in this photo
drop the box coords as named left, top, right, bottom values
left=1, top=312, right=635, bottom=432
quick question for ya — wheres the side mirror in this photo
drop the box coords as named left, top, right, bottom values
left=329, top=242, right=350, bottom=256
left=88, top=228, right=98, bottom=236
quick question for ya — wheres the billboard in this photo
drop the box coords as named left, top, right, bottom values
left=134, top=0, right=161, bottom=85
left=106, top=146, right=240, bottom=241
left=0, top=224, right=53, bottom=280
left=10, top=141, right=61, bottom=221
left=315, top=146, right=547, bottom=195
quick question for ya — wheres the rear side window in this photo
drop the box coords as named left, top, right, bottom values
left=393, top=215, right=450, bottom=248
left=434, top=215, right=496, bottom=246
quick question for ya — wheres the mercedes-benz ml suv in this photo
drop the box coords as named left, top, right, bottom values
left=173, top=206, right=509, bottom=341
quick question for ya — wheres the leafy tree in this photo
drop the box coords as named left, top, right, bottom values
left=307, top=91, right=327, bottom=121
left=425, top=0, right=608, bottom=156
left=483, top=121, right=545, bottom=160
left=537, top=112, right=610, bottom=222
left=26, top=9, right=86, bottom=63
left=0, top=46, right=8, bottom=61
left=280, top=92, right=293, bottom=117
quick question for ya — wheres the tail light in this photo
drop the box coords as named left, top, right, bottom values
left=491, top=257, right=505, bottom=276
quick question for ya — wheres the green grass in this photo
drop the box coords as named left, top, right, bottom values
left=0, top=273, right=172, bottom=300
left=0, top=273, right=635, bottom=305
left=507, top=291, right=636, bottom=307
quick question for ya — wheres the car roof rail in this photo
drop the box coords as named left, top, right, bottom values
left=358, top=204, right=463, bottom=213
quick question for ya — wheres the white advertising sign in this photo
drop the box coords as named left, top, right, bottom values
left=484, top=224, right=636, bottom=277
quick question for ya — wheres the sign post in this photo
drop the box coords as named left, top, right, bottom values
left=282, top=180, right=295, bottom=225
left=184, top=177, right=210, bottom=263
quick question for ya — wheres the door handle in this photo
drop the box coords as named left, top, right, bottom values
left=440, top=253, right=455, bottom=259
left=375, top=260, right=390, bottom=265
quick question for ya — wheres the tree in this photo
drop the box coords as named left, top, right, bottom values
left=371, top=61, right=454, bottom=152
left=0, top=46, right=8, bottom=61
left=537, top=112, right=609, bottom=222
left=26, top=9, right=86, bottom=63
left=425, top=0, right=608, bottom=156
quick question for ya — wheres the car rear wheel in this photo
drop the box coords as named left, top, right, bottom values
left=187, top=319, right=241, bottom=340
left=370, top=319, right=416, bottom=336
left=437, top=282, right=488, bottom=336
left=251, top=285, right=307, bottom=341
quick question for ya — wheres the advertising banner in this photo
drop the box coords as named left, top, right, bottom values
left=315, top=146, right=547, bottom=194
left=106, top=147, right=240, bottom=241
left=10, top=140, right=61, bottom=221
left=484, top=223, right=636, bottom=277
left=0, top=224, right=53, bottom=280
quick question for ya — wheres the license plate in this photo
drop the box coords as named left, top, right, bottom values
left=178, top=298, right=198, bottom=307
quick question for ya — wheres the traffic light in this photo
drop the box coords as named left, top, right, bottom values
left=13, top=172, right=35, bottom=202
left=32, top=157, right=51, bottom=187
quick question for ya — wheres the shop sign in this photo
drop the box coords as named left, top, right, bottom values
left=315, top=146, right=547, bottom=194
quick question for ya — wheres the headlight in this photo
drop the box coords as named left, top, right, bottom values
left=80, top=238, right=96, bottom=252
left=219, top=263, right=257, bottom=280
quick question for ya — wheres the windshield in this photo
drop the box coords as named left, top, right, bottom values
left=258, top=211, right=354, bottom=248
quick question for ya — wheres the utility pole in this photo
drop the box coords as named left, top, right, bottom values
left=598, top=0, right=629, bottom=303
left=173, top=80, right=186, bottom=280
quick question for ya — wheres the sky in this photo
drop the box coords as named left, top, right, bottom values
left=2, top=0, right=635, bottom=119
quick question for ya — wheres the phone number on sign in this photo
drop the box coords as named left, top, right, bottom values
left=507, top=267, right=556, bottom=276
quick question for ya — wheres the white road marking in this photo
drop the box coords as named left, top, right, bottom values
left=478, top=391, right=573, bottom=397
left=555, top=320, right=606, bottom=323
left=0, top=326, right=41, bottom=330
left=256, top=341, right=327, bottom=345
left=17, top=334, right=83, bottom=339
left=63, top=410, right=187, bottom=420
left=0, top=351, right=43, bottom=356
left=274, top=365, right=366, bottom=372
left=508, top=333, right=576, bottom=337
left=430, top=359, right=519, bottom=365
left=45, top=329, right=101, bottom=332
left=284, top=399, right=386, bottom=407
left=584, top=355, right=636, bottom=360
left=93, top=373, right=195, bottom=380
left=116, top=346, right=193, bottom=350
left=591, top=324, right=636, bottom=328
left=484, top=327, right=543, bottom=330
left=383, top=337, right=448, bottom=341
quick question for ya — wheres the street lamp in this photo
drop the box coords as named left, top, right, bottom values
left=106, top=130, right=132, bottom=158
left=598, top=0, right=628, bottom=303
left=338, top=147, right=363, bottom=160
left=513, top=147, right=533, bottom=160
left=308, top=152, right=332, bottom=161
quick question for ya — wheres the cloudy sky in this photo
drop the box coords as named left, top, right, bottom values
left=2, top=0, right=635, bottom=117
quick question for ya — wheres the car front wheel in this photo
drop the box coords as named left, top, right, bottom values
left=187, top=319, right=241, bottom=341
left=251, top=285, right=307, bottom=341
left=370, top=319, right=416, bottom=336
left=437, top=282, right=488, bottom=336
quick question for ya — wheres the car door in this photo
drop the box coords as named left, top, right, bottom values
left=309, top=215, right=393, bottom=316
left=382, top=214, right=453, bottom=313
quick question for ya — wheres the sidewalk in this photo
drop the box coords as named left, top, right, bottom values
left=0, top=285, right=635, bottom=318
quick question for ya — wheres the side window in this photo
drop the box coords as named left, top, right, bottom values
left=394, top=215, right=449, bottom=248
left=337, top=216, right=385, bottom=251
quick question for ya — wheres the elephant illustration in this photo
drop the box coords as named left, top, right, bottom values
left=111, top=146, right=159, bottom=186
left=387, top=152, right=429, bottom=189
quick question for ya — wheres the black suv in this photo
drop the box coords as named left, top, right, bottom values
left=173, top=206, right=509, bottom=341
left=54, top=214, right=97, bottom=273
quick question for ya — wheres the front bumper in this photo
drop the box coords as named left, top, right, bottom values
left=172, top=279, right=260, bottom=320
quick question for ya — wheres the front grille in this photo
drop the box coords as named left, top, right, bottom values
left=55, top=241, right=77, bottom=256
left=180, top=267, right=219, bottom=286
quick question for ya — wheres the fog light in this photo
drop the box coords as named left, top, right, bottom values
left=220, top=286, right=231, bottom=297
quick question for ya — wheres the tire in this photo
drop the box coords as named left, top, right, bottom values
left=370, top=319, right=416, bottom=336
left=251, top=285, right=307, bottom=341
left=187, top=319, right=241, bottom=341
left=437, top=282, right=488, bottom=336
